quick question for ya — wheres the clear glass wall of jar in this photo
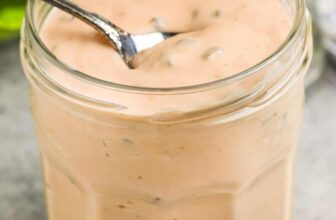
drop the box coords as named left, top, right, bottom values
left=20, top=0, right=312, bottom=219
left=306, top=0, right=326, bottom=87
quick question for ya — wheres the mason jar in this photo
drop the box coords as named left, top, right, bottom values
left=20, top=0, right=312, bottom=219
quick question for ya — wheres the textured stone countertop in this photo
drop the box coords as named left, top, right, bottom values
left=0, top=41, right=335, bottom=220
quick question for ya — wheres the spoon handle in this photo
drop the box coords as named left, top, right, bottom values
left=42, top=0, right=126, bottom=51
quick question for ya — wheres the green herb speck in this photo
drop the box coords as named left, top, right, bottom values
left=203, top=47, right=224, bottom=60
left=213, top=10, right=221, bottom=18
left=150, top=17, right=165, bottom=31
left=117, top=205, right=126, bottom=209
left=123, top=138, right=134, bottom=145
left=192, top=10, right=199, bottom=19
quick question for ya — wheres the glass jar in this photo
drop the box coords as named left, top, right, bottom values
left=20, top=0, right=312, bottom=219
left=305, top=0, right=326, bottom=87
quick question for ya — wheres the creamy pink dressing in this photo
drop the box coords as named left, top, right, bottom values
left=42, top=0, right=291, bottom=87
left=26, top=0, right=308, bottom=220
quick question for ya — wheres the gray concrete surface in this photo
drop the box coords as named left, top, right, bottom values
left=0, top=42, right=45, bottom=220
left=0, top=41, right=335, bottom=220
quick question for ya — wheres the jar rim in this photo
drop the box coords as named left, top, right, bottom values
left=25, top=0, right=307, bottom=95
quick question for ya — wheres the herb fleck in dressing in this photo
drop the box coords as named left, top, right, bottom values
left=203, top=47, right=225, bottom=60
left=150, top=17, right=165, bottom=31
left=212, top=10, right=221, bottom=18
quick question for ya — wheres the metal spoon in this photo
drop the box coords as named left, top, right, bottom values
left=41, top=0, right=174, bottom=68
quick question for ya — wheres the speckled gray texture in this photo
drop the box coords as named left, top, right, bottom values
left=294, top=65, right=336, bottom=220
left=0, top=41, right=335, bottom=220
left=0, top=41, right=46, bottom=220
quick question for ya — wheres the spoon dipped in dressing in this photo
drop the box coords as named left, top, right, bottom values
left=41, top=0, right=174, bottom=68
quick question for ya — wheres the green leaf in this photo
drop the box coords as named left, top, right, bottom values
left=0, top=0, right=27, bottom=7
left=0, top=0, right=26, bottom=42
left=0, top=28, right=18, bottom=41
left=0, top=6, right=25, bottom=30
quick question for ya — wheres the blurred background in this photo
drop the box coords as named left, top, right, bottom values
left=0, top=0, right=25, bottom=43
left=0, top=0, right=336, bottom=220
